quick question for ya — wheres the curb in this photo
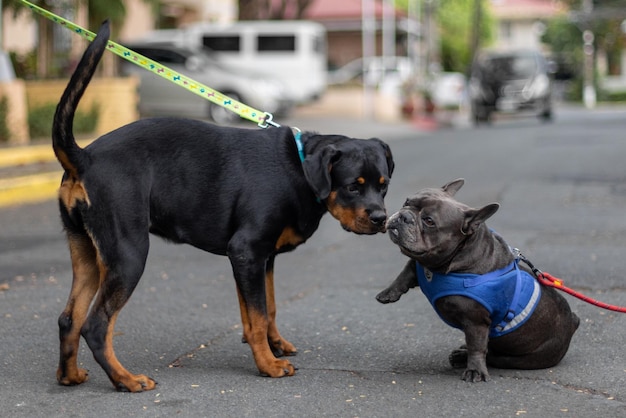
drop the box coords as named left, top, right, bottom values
left=0, top=139, right=92, bottom=208
left=0, top=171, right=62, bottom=207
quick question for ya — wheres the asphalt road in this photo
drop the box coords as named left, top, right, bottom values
left=1, top=105, right=625, bottom=417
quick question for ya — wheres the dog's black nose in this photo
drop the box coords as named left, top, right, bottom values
left=399, top=211, right=414, bottom=225
left=368, top=210, right=387, bottom=227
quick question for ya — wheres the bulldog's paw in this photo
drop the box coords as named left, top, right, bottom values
left=461, top=368, right=490, bottom=383
left=449, top=345, right=468, bottom=369
left=376, top=287, right=403, bottom=304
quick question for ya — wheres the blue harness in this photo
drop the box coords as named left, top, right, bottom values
left=416, top=259, right=541, bottom=338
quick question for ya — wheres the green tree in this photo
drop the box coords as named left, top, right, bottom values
left=396, top=0, right=494, bottom=73
left=542, top=16, right=582, bottom=80
left=542, top=0, right=626, bottom=100
left=5, top=0, right=159, bottom=77
left=438, top=0, right=494, bottom=73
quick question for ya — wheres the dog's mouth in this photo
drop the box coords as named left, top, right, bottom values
left=341, top=221, right=386, bottom=235
left=332, top=207, right=387, bottom=235
left=387, top=227, right=427, bottom=258
left=400, top=246, right=426, bottom=259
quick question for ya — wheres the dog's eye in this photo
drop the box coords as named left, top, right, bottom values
left=421, top=216, right=435, bottom=227
left=346, top=184, right=361, bottom=195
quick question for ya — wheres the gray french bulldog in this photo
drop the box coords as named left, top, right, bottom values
left=376, top=179, right=579, bottom=382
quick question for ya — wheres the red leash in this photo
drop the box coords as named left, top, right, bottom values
left=535, top=271, right=626, bottom=313
left=515, top=250, right=626, bottom=313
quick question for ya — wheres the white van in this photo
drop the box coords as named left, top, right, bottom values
left=139, top=21, right=327, bottom=105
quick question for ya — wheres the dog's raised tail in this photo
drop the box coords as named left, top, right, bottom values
left=52, top=20, right=110, bottom=176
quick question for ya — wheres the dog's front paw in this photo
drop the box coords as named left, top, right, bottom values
left=258, top=358, right=296, bottom=378
left=376, top=287, right=403, bottom=304
left=461, top=368, right=490, bottom=383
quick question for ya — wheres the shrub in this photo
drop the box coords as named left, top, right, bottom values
left=28, top=103, right=99, bottom=139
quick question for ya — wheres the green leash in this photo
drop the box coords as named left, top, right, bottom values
left=18, top=0, right=280, bottom=128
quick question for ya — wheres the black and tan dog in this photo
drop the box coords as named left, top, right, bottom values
left=53, top=21, right=394, bottom=392
left=377, top=179, right=579, bottom=382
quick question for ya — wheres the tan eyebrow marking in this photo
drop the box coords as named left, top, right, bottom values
left=357, top=177, right=365, bottom=185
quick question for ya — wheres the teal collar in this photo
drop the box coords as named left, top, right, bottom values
left=294, top=130, right=305, bottom=162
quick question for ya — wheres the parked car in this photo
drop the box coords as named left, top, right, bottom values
left=328, top=56, right=414, bottom=87
left=119, top=42, right=293, bottom=125
left=468, top=49, right=553, bottom=124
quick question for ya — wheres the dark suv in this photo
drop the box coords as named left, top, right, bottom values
left=469, top=49, right=553, bottom=124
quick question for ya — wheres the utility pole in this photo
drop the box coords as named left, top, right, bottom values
left=362, top=0, right=376, bottom=118
left=582, top=0, right=596, bottom=108
left=382, top=0, right=396, bottom=86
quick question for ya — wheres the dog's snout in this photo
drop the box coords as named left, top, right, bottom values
left=399, top=210, right=414, bottom=225
left=385, top=209, right=414, bottom=231
left=368, top=209, right=387, bottom=227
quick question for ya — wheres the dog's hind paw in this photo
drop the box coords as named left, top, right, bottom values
left=57, top=367, right=90, bottom=386
left=449, top=346, right=468, bottom=369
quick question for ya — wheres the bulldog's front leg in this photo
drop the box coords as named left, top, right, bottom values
left=436, top=295, right=492, bottom=382
left=461, top=323, right=491, bottom=382
left=376, top=260, right=418, bottom=303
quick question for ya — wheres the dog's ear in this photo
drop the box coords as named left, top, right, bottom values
left=442, top=178, right=465, bottom=196
left=461, top=203, right=499, bottom=235
left=370, top=138, right=395, bottom=177
left=302, top=145, right=342, bottom=199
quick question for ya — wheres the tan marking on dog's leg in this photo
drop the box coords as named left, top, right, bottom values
left=237, top=287, right=251, bottom=344
left=103, top=312, right=157, bottom=392
left=237, top=288, right=295, bottom=377
left=265, top=269, right=297, bottom=356
left=57, top=235, right=100, bottom=386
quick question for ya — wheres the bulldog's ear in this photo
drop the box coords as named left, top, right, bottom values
left=442, top=178, right=465, bottom=196
left=302, top=145, right=342, bottom=199
left=461, top=203, right=499, bottom=235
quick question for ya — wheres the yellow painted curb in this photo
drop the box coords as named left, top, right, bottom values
left=0, top=171, right=62, bottom=207
left=0, top=139, right=94, bottom=207
left=0, top=139, right=93, bottom=168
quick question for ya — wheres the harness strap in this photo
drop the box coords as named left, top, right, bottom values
left=497, top=261, right=522, bottom=330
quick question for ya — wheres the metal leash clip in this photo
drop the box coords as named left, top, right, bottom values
left=512, top=248, right=543, bottom=278
left=258, top=112, right=281, bottom=129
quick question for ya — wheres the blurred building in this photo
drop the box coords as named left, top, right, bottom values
left=490, top=0, right=567, bottom=51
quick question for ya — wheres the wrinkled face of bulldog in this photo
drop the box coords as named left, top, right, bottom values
left=386, top=187, right=469, bottom=267
left=385, top=179, right=499, bottom=268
